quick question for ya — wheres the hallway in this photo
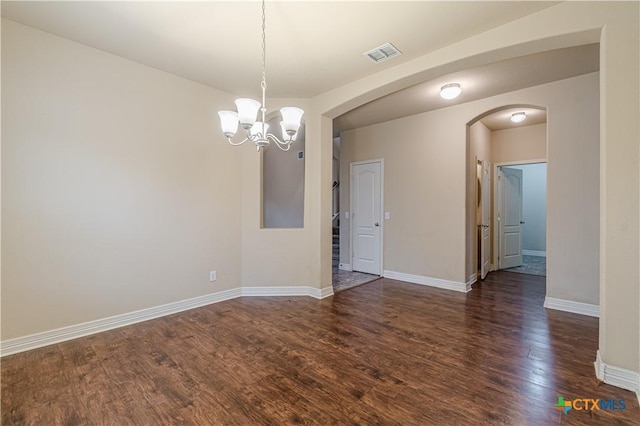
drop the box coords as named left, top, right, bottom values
left=332, top=230, right=380, bottom=292
left=503, top=255, right=547, bottom=276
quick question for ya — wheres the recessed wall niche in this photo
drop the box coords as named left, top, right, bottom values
left=261, top=118, right=305, bottom=228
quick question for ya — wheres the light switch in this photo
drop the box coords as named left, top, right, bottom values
left=345, top=211, right=350, bottom=219
left=385, top=212, right=390, bottom=220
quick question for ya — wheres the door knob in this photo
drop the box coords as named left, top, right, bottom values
left=374, top=222, right=379, bottom=227
left=520, top=221, right=525, bottom=224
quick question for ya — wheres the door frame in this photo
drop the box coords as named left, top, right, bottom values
left=350, top=158, right=384, bottom=276
left=492, top=159, right=546, bottom=271
left=475, top=157, right=491, bottom=280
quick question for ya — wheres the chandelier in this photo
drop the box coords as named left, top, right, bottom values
left=217, top=0, right=304, bottom=151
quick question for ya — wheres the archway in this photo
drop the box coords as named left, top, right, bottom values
left=466, top=105, right=548, bottom=284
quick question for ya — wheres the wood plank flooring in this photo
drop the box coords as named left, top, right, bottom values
left=2, top=271, right=639, bottom=425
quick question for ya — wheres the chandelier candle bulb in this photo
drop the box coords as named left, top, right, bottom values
left=218, top=110, right=239, bottom=138
left=280, top=107, right=304, bottom=135
left=280, top=122, right=297, bottom=141
left=235, top=98, right=261, bottom=129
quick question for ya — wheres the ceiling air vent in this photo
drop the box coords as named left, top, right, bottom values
left=363, top=42, right=402, bottom=63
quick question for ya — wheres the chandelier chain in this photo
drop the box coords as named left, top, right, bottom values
left=260, top=0, right=267, bottom=133
left=261, top=0, right=267, bottom=92
left=217, top=0, right=302, bottom=152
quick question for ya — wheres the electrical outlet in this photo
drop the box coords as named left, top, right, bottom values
left=209, top=271, right=217, bottom=282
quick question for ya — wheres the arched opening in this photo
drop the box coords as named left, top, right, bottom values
left=466, top=105, right=548, bottom=284
left=322, top=36, right=601, bottom=296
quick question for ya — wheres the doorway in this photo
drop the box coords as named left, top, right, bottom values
left=495, top=162, right=547, bottom=276
left=476, top=159, right=491, bottom=280
left=331, top=147, right=382, bottom=293
left=350, top=159, right=383, bottom=275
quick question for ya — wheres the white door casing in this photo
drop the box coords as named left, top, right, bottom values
left=480, top=160, right=491, bottom=279
left=499, top=167, right=523, bottom=269
left=351, top=160, right=382, bottom=275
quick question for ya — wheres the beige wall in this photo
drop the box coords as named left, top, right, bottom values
left=492, top=123, right=546, bottom=164
left=238, top=98, right=317, bottom=288
left=262, top=122, right=305, bottom=229
left=2, top=1, right=638, bottom=382
left=341, top=74, right=598, bottom=298
left=318, top=2, right=638, bottom=375
left=468, top=121, right=492, bottom=280
left=1, top=20, right=243, bottom=339
left=341, top=108, right=467, bottom=282
left=598, top=6, right=639, bottom=374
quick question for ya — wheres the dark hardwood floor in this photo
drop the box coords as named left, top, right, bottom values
left=2, top=271, right=638, bottom=425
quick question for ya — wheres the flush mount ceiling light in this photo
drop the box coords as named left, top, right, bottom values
left=511, top=112, right=527, bottom=123
left=440, top=83, right=462, bottom=100
left=217, top=0, right=303, bottom=151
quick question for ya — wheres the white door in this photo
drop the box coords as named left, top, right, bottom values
left=480, top=160, right=491, bottom=279
left=351, top=161, right=382, bottom=275
left=499, top=167, right=523, bottom=269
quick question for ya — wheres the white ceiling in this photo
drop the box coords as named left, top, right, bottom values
left=2, top=1, right=597, bottom=134
left=1, top=1, right=559, bottom=99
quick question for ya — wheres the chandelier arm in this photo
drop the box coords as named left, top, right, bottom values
left=227, top=136, right=250, bottom=146
left=266, top=133, right=292, bottom=151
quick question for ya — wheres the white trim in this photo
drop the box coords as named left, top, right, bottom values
left=338, top=263, right=352, bottom=271
left=383, top=270, right=472, bottom=293
left=242, top=286, right=310, bottom=297
left=544, top=296, right=599, bottom=317
left=523, top=249, right=547, bottom=257
left=1, top=286, right=335, bottom=357
left=311, top=286, right=335, bottom=299
left=468, top=272, right=478, bottom=285
left=594, top=350, right=640, bottom=397
left=242, top=286, right=333, bottom=299
left=0, top=288, right=242, bottom=357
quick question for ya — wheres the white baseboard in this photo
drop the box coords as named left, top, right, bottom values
left=595, top=350, right=640, bottom=400
left=1, top=285, right=334, bottom=357
left=468, top=273, right=477, bottom=286
left=383, top=270, right=472, bottom=293
left=544, top=296, right=599, bottom=317
left=523, top=249, right=546, bottom=257
left=0, top=287, right=242, bottom=357
left=338, top=263, right=352, bottom=271
left=312, top=286, right=335, bottom=299
left=242, top=286, right=333, bottom=299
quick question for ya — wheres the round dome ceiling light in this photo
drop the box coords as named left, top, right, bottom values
left=511, top=112, right=527, bottom=123
left=440, top=83, right=462, bottom=100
